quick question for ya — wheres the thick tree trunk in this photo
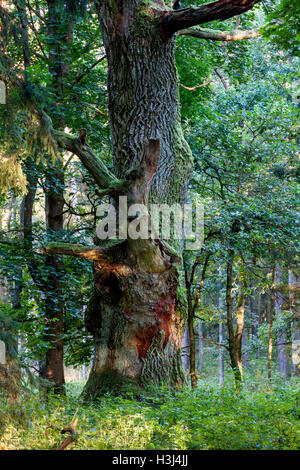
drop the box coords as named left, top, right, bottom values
left=83, top=246, right=185, bottom=398
left=82, top=1, right=192, bottom=398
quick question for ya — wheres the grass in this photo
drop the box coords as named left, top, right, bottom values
left=0, top=375, right=299, bottom=450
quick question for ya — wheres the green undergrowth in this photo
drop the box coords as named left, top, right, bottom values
left=0, top=378, right=299, bottom=450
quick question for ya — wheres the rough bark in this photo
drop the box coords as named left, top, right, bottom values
left=97, top=1, right=193, bottom=206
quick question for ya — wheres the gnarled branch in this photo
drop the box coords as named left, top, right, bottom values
left=40, top=242, right=112, bottom=262
left=52, top=129, right=125, bottom=195
left=160, top=0, right=262, bottom=38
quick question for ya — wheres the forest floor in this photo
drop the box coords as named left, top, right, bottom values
left=1, top=374, right=299, bottom=450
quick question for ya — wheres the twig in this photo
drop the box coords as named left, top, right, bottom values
left=180, top=80, right=213, bottom=91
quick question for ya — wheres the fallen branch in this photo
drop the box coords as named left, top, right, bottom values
left=56, top=418, right=78, bottom=450
left=51, top=408, right=79, bottom=450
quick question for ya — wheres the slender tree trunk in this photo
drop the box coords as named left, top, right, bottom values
left=256, top=293, right=261, bottom=360
left=181, top=326, right=190, bottom=376
left=226, top=252, right=242, bottom=386
left=5, top=191, right=15, bottom=234
left=41, top=0, right=74, bottom=393
left=0, top=196, right=21, bottom=404
left=44, top=175, right=65, bottom=393
left=188, top=311, right=197, bottom=389
left=289, top=270, right=300, bottom=376
left=242, top=329, right=248, bottom=368
left=218, top=319, right=224, bottom=386
left=218, top=267, right=224, bottom=386
left=198, top=320, right=203, bottom=375
left=268, top=267, right=275, bottom=379
left=275, top=266, right=291, bottom=379
left=235, top=281, right=245, bottom=379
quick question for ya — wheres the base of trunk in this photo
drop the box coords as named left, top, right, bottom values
left=82, top=242, right=186, bottom=400
left=82, top=352, right=184, bottom=400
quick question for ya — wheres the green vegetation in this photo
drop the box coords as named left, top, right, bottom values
left=1, top=378, right=299, bottom=450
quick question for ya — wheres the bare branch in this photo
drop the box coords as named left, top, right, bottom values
left=196, top=335, right=229, bottom=351
left=177, top=26, right=261, bottom=41
left=214, top=67, right=228, bottom=89
left=74, top=55, right=106, bottom=85
left=160, top=0, right=262, bottom=38
left=180, top=80, right=213, bottom=91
